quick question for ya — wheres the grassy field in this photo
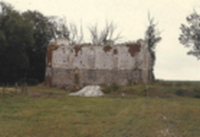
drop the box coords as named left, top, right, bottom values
left=0, top=82, right=200, bottom=137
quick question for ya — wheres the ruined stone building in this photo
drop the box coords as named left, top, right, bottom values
left=44, top=38, right=152, bottom=87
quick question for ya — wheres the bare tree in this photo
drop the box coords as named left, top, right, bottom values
left=88, top=23, right=99, bottom=45
left=52, top=17, right=84, bottom=45
left=88, top=22, right=122, bottom=45
left=57, top=18, right=70, bottom=39
left=69, top=22, right=84, bottom=45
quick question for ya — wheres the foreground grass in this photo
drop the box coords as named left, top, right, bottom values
left=0, top=86, right=200, bottom=137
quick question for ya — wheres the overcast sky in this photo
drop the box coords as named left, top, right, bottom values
left=3, top=0, right=200, bottom=80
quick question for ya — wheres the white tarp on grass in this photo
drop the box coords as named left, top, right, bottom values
left=69, top=85, right=104, bottom=97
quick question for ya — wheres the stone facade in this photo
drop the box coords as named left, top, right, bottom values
left=45, top=38, right=152, bottom=87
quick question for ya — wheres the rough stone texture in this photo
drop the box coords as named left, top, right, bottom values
left=44, top=38, right=152, bottom=87
left=69, top=85, right=104, bottom=97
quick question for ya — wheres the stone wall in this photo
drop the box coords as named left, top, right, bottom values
left=45, top=38, right=152, bottom=87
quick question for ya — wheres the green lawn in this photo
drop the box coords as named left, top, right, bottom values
left=0, top=85, right=200, bottom=137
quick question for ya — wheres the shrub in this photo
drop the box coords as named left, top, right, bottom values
left=194, top=89, right=200, bottom=98
left=110, top=83, right=120, bottom=91
left=174, top=82, right=183, bottom=87
left=175, top=89, right=184, bottom=96
left=101, top=83, right=120, bottom=94
left=102, top=86, right=112, bottom=94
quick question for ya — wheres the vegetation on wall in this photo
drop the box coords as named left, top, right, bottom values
left=145, top=13, right=162, bottom=81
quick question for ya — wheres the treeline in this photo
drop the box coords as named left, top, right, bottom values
left=0, top=2, right=69, bottom=84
